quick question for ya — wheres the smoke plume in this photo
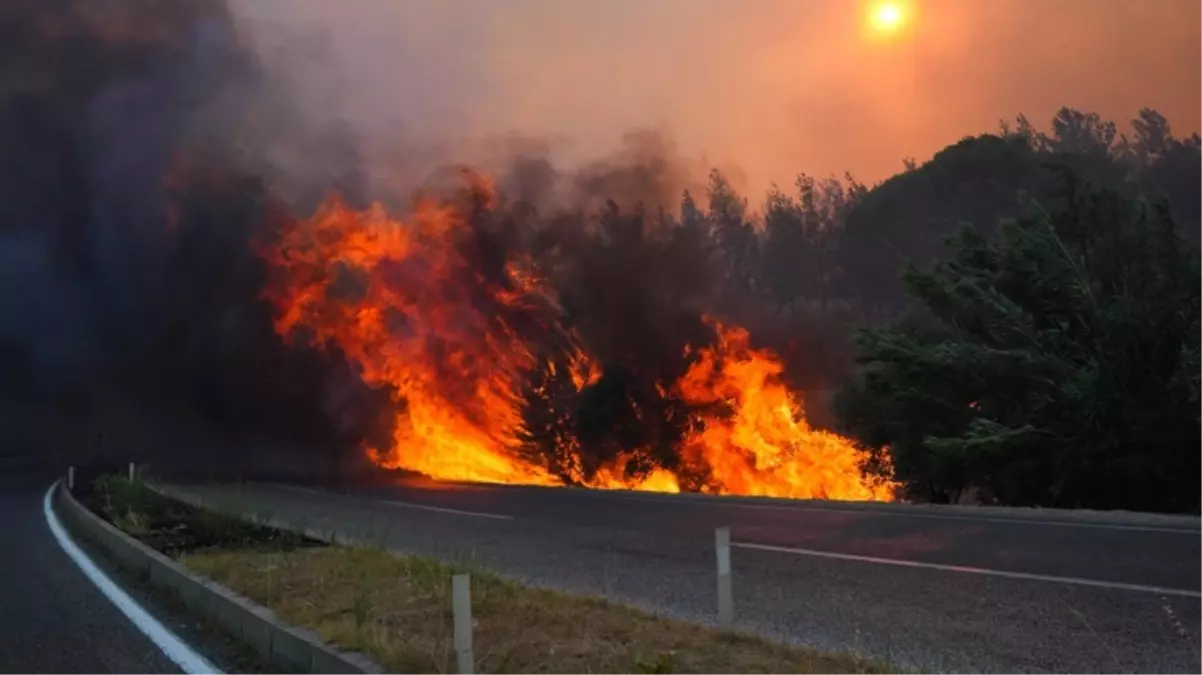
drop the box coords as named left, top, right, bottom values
left=5, top=0, right=1193, bottom=492
left=0, top=0, right=388, bottom=475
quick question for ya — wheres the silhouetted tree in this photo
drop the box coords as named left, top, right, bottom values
left=836, top=176, right=1200, bottom=512
left=706, top=169, right=762, bottom=307
left=762, top=174, right=864, bottom=315
left=839, top=133, right=1049, bottom=318
left=1125, top=109, right=1202, bottom=242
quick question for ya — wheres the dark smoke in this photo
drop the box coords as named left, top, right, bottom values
left=0, top=0, right=392, bottom=476
left=410, top=143, right=789, bottom=487
left=1, top=1, right=837, bottom=487
left=457, top=172, right=723, bottom=486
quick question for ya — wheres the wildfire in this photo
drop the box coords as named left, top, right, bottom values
left=676, top=321, right=894, bottom=500
left=261, top=193, right=558, bottom=486
left=261, top=181, right=894, bottom=502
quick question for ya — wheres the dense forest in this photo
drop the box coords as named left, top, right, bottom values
left=743, top=108, right=1199, bottom=323
left=521, top=106, right=1198, bottom=511
left=653, top=107, right=1201, bottom=512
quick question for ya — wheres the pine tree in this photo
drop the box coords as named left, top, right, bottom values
left=836, top=175, right=1200, bottom=512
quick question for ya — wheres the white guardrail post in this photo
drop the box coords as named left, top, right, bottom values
left=453, top=573, right=474, bottom=674
left=128, top=461, right=136, bottom=482
left=716, top=526, right=733, bottom=628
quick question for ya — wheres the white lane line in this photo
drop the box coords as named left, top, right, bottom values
left=383, top=499, right=513, bottom=521
left=268, top=483, right=514, bottom=520
left=280, top=482, right=1197, bottom=533
left=733, top=541, right=1202, bottom=598
left=42, top=483, right=222, bottom=675
left=592, top=492, right=1199, bottom=534
left=268, top=483, right=325, bottom=495
left=739, top=506, right=1201, bottom=534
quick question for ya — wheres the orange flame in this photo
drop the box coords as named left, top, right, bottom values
left=676, top=320, right=894, bottom=501
left=262, top=195, right=556, bottom=485
left=261, top=187, right=893, bottom=501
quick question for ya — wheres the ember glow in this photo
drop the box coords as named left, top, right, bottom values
left=261, top=180, right=894, bottom=501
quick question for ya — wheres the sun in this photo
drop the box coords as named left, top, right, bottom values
left=867, top=1, right=907, bottom=34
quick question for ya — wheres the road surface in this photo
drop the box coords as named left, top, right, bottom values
left=164, top=476, right=1202, bottom=674
left=0, top=464, right=179, bottom=673
left=0, top=446, right=272, bottom=672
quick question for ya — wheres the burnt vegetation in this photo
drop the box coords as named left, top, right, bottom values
left=2, top=1, right=1198, bottom=511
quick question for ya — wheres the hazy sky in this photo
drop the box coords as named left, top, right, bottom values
left=230, top=0, right=1200, bottom=194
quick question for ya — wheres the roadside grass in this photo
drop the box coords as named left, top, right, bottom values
left=85, top=474, right=322, bottom=554
left=89, top=474, right=891, bottom=674
left=185, top=547, right=886, bottom=674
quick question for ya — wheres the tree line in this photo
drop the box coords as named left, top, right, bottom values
left=680, top=107, right=1200, bottom=327
left=851, top=108, right=1197, bottom=513
left=579, top=106, right=1199, bottom=512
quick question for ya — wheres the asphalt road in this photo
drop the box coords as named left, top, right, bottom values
left=0, top=466, right=179, bottom=674
left=0, top=451, right=275, bottom=672
left=165, top=477, right=1202, bottom=674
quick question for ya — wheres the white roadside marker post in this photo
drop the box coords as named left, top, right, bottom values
left=129, top=461, right=136, bottom=482
left=716, top=526, right=733, bottom=629
left=452, top=573, right=474, bottom=674
left=67, top=466, right=75, bottom=491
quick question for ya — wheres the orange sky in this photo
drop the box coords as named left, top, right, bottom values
left=232, top=0, right=1200, bottom=195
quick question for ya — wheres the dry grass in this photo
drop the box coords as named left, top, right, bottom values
left=183, top=547, right=888, bottom=674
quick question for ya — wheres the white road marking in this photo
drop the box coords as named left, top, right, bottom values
left=732, top=541, right=1202, bottom=598
left=268, top=483, right=325, bottom=495
left=739, top=505, right=1202, bottom=534
left=590, top=491, right=1199, bottom=534
left=42, top=483, right=222, bottom=674
left=268, top=483, right=513, bottom=520
left=272, top=481, right=1197, bottom=533
left=383, top=499, right=513, bottom=520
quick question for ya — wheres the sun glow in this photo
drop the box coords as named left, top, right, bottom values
left=868, top=2, right=908, bottom=34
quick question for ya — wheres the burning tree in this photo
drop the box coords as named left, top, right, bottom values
left=259, top=176, right=894, bottom=501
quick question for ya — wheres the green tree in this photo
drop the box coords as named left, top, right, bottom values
left=836, top=177, right=1200, bottom=512
left=706, top=169, right=761, bottom=305
left=839, top=133, right=1048, bottom=318
left=762, top=185, right=808, bottom=314
left=1124, top=109, right=1202, bottom=243
left=763, top=174, right=864, bottom=315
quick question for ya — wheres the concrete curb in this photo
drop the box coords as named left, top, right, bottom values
left=52, top=482, right=384, bottom=674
